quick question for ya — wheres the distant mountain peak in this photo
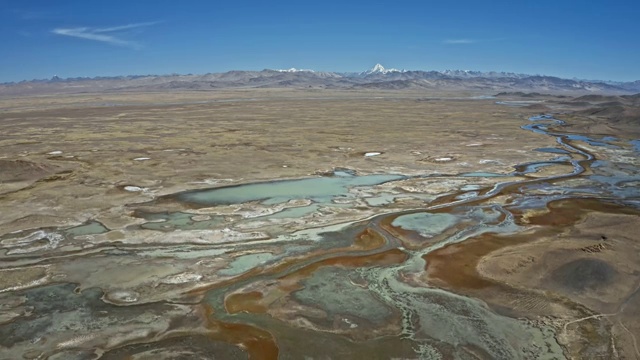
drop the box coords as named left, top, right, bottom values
left=274, top=68, right=314, bottom=73
left=371, top=63, right=385, bottom=72
left=362, top=63, right=404, bottom=75
left=3, top=66, right=638, bottom=94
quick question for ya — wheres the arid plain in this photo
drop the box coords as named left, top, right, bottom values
left=1, top=89, right=639, bottom=359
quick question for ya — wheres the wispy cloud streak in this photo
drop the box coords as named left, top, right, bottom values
left=443, top=39, right=475, bottom=44
left=52, top=22, right=158, bottom=48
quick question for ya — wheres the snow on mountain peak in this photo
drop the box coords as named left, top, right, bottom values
left=274, top=68, right=314, bottom=73
left=371, top=63, right=385, bottom=72
left=363, top=63, right=405, bottom=75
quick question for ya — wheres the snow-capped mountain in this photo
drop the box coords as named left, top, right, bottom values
left=274, top=68, right=315, bottom=73
left=3, top=63, right=638, bottom=95
left=361, top=64, right=405, bottom=76
left=440, top=69, right=528, bottom=79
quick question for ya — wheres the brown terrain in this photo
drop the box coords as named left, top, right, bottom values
left=0, top=87, right=638, bottom=359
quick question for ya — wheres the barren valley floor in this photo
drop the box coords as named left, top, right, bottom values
left=0, top=89, right=639, bottom=359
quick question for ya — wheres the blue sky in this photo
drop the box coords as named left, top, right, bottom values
left=1, top=0, right=639, bottom=82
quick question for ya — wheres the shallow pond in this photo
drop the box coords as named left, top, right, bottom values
left=175, top=172, right=405, bottom=206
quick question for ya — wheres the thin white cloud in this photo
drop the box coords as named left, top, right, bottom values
left=52, top=22, right=158, bottom=48
left=94, top=22, right=159, bottom=33
left=52, top=27, right=137, bottom=47
left=443, top=39, right=475, bottom=44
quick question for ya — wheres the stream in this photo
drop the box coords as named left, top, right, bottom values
left=1, top=113, right=639, bottom=359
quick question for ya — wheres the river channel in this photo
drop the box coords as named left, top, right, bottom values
left=1, top=112, right=639, bottom=359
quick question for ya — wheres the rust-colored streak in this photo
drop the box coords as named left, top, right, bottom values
left=522, top=198, right=640, bottom=226
left=281, top=248, right=409, bottom=280
left=216, top=322, right=279, bottom=360
left=225, top=249, right=409, bottom=314
left=423, top=232, right=526, bottom=290
left=379, top=215, right=419, bottom=243
left=188, top=226, right=392, bottom=297
left=204, top=305, right=279, bottom=360
left=353, top=228, right=386, bottom=250
left=226, top=291, right=268, bottom=314
left=426, top=188, right=494, bottom=209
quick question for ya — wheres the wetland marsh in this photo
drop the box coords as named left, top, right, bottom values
left=1, top=90, right=639, bottom=359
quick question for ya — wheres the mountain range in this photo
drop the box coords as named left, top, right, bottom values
left=2, top=64, right=639, bottom=96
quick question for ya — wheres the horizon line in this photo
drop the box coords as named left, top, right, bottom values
left=2, top=65, right=639, bottom=85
